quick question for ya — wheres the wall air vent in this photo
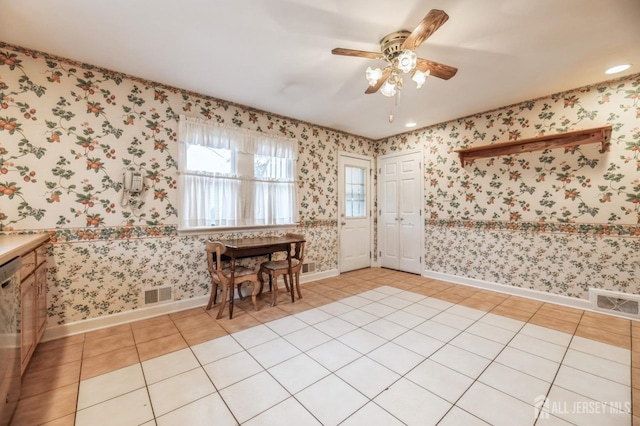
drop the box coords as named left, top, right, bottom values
left=302, top=262, right=316, bottom=274
left=144, top=286, right=173, bottom=305
left=589, top=288, right=640, bottom=319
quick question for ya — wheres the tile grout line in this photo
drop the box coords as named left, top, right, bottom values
left=531, top=308, right=584, bottom=425
left=131, top=340, right=157, bottom=425
left=72, top=334, right=87, bottom=425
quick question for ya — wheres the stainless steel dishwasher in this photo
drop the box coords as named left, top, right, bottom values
left=0, top=257, right=21, bottom=426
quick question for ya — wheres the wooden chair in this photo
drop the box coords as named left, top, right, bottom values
left=258, top=233, right=305, bottom=306
left=205, top=240, right=261, bottom=319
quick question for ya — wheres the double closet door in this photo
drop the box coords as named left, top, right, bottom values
left=378, top=150, right=423, bottom=274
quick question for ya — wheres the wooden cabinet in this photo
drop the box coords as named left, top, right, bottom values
left=20, top=242, right=49, bottom=375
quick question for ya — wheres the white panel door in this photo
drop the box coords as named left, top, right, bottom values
left=379, top=160, right=400, bottom=268
left=378, top=151, right=423, bottom=274
left=398, top=156, right=422, bottom=272
left=338, top=153, right=372, bottom=272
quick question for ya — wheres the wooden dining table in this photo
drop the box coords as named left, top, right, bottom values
left=221, top=235, right=305, bottom=319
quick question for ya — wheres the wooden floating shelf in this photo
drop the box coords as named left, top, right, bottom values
left=454, top=126, right=612, bottom=167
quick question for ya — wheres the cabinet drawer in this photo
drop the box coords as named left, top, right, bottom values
left=36, top=243, right=48, bottom=266
left=20, top=250, right=36, bottom=278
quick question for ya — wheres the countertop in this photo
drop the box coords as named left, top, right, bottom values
left=0, top=234, right=51, bottom=266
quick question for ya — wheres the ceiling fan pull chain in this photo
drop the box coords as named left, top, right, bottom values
left=389, top=84, right=402, bottom=123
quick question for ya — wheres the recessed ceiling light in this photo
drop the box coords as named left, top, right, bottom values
left=405, top=122, right=417, bottom=128
left=605, top=64, right=631, bottom=74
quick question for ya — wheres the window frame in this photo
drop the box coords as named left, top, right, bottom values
left=177, top=115, right=299, bottom=233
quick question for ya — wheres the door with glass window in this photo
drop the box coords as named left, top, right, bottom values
left=338, top=153, right=372, bottom=272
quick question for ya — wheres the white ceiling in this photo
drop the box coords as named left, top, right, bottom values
left=1, top=0, right=639, bottom=140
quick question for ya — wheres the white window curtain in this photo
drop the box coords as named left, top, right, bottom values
left=178, top=115, right=298, bottom=230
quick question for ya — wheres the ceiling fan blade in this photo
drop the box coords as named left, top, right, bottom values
left=331, top=48, right=382, bottom=60
left=402, top=9, right=449, bottom=51
left=416, top=58, right=458, bottom=80
left=365, top=68, right=392, bottom=94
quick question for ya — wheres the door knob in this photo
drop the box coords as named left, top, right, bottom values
left=341, top=221, right=346, bottom=226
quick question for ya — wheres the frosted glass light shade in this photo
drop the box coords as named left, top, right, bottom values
left=365, top=67, right=383, bottom=86
left=397, top=50, right=417, bottom=73
left=380, top=80, right=397, bottom=97
left=412, top=69, right=430, bottom=88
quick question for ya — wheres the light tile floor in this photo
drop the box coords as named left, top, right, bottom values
left=11, top=268, right=640, bottom=425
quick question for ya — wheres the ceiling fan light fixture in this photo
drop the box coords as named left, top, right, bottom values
left=397, top=50, right=417, bottom=73
left=331, top=8, right=457, bottom=122
left=412, top=69, right=430, bottom=88
left=365, top=66, right=383, bottom=86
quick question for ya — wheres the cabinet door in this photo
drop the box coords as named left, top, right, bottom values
left=21, top=273, right=36, bottom=374
left=35, top=263, right=47, bottom=340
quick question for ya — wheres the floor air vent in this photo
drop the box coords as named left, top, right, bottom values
left=144, top=286, right=173, bottom=305
left=589, top=288, right=640, bottom=319
left=302, top=262, right=316, bottom=274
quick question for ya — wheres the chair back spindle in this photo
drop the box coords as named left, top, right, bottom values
left=205, top=240, right=260, bottom=318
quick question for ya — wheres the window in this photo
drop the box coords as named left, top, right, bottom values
left=344, top=166, right=366, bottom=218
left=178, top=115, right=298, bottom=230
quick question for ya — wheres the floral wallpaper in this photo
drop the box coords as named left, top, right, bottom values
left=376, top=74, right=640, bottom=299
left=1, top=41, right=638, bottom=326
left=0, top=43, right=361, bottom=325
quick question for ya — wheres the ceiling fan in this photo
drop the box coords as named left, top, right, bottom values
left=332, top=9, right=458, bottom=97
